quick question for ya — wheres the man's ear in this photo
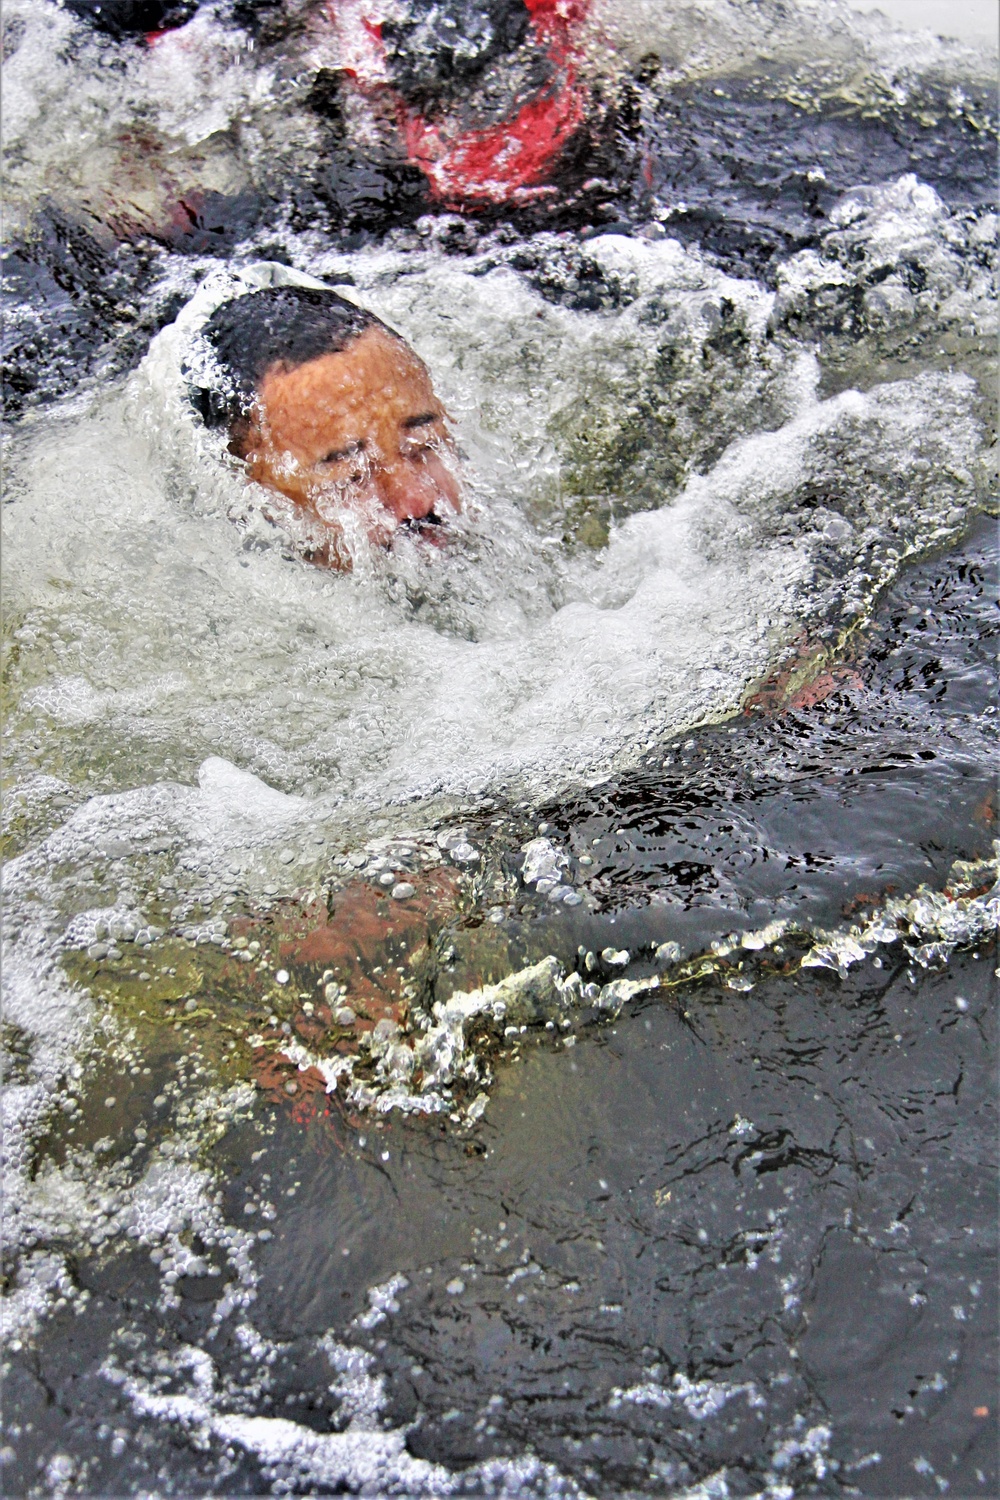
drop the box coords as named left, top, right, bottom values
left=228, top=416, right=255, bottom=460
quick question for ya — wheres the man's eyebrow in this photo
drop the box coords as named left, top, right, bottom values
left=402, top=412, right=439, bottom=430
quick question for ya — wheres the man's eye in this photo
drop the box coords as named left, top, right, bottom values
left=317, top=453, right=366, bottom=486
left=321, top=444, right=364, bottom=467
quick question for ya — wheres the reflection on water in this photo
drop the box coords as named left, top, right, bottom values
left=1, top=1, right=996, bottom=1495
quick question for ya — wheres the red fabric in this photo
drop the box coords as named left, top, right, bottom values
left=401, top=0, right=591, bottom=205
left=400, top=73, right=586, bottom=205
left=326, top=0, right=593, bottom=206
left=522, top=0, right=588, bottom=47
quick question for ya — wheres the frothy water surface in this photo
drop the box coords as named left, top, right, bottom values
left=1, top=2, right=996, bottom=1495
left=5, top=195, right=990, bottom=839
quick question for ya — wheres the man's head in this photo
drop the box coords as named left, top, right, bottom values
left=197, top=286, right=460, bottom=553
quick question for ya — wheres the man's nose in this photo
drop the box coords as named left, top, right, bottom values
left=374, top=460, right=440, bottom=522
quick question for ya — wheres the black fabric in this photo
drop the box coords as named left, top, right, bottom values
left=381, top=0, right=531, bottom=107
left=60, top=0, right=200, bottom=39
left=58, top=0, right=284, bottom=40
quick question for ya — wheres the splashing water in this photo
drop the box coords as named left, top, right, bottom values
left=1, top=2, right=996, bottom=1496
left=5, top=202, right=990, bottom=835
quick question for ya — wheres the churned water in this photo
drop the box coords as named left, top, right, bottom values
left=1, top=1, right=996, bottom=1495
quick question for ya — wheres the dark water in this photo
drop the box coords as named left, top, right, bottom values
left=10, top=949, right=995, bottom=1497
left=2, top=4, right=997, bottom=1496
left=3, top=523, right=995, bottom=1498
left=541, top=518, right=997, bottom=945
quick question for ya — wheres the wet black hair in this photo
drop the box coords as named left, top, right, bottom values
left=60, top=0, right=284, bottom=42
left=192, top=284, right=385, bottom=437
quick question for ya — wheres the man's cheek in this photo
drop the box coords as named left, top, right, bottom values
left=427, top=452, right=461, bottom=511
left=248, top=449, right=304, bottom=500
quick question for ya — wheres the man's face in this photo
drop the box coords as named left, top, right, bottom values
left=241, top=325, right=461, bottom=550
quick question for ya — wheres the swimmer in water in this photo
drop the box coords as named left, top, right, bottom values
left=196, top=285, right=460, bottom=567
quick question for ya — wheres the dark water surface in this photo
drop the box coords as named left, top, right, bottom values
left=3, top=525, right=995, bottom=1498
left=2, top=3, right=997, bottom=1496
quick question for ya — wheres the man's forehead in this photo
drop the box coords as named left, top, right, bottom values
left=253, top=329, right=439, bottom=459
left=260, top=336, right=432, bottom=417
left=264, top=327, right=424, bottom=386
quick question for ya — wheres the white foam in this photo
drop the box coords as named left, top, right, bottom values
left=105, top=1303, right=582, bottom=1496
left=776, top=176, right=997, bottom=337
left=2, top=0, right=276, bottom=234
left=610, top=1372, right=764, bottom=1419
